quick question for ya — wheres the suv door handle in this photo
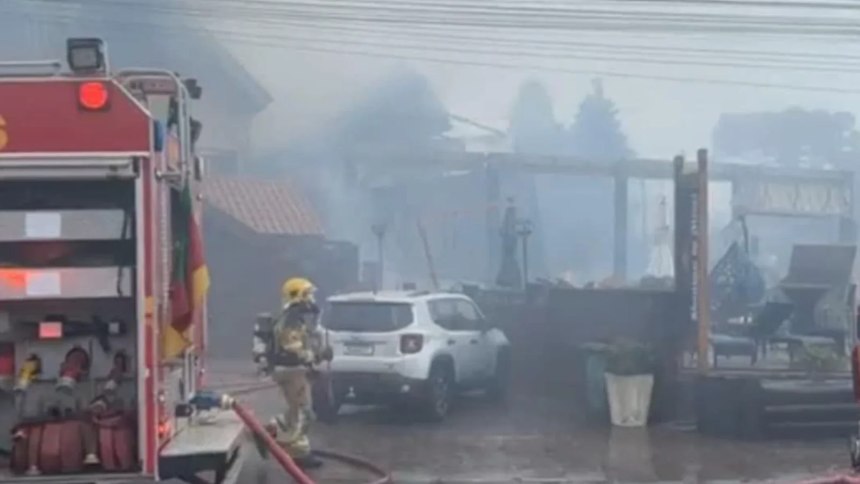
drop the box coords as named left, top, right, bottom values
left=469, top=339, right=478, bottom=345
left=447, top=339, right=455, bottom=346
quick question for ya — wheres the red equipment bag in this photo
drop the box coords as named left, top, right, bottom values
left=58, top=420, right=85, bottom=473
left=10, top=418, right=88, bottom=475
left=93, top=411, right=135, bottom=472
left=9, top=428, right=27, bottom=474
left=26, top=424, right=42, bottom=474
left=39, top=421, right=63, bottom=474
left=9, top=423, right=40, bottom=474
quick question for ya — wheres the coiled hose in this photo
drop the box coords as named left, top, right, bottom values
left=213, top=381, right=392, bottom=484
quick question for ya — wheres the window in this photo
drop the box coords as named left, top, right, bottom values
left=455, top=300, right=483, bottom=331
left=429, top=298, right=484, bottom=331
left=428, top=299, right=460, bottom=331
left=322, top=302, right=414, bottom=333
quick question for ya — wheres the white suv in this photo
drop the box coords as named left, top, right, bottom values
left=316, top=290, right=511, bottom=421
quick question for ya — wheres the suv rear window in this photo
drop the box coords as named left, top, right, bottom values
left=322, top=302, right=414, bottom=332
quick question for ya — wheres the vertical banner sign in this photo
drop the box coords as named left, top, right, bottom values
left=673, top=156, right=696, bottom=332
left=689, top=177, right=699, bottom=324
left=673, top=152, right=709, bottom=371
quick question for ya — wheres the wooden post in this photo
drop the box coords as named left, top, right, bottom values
left=485, top=164, right=501, bottom=282
left=613, top=173, right=628, bottom=281
left=696, top=149, right=710, bottom=372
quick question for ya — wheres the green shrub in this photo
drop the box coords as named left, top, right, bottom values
left=796, top=344, right=844, bottom=375
left=605, top=340, right=656, bottom=376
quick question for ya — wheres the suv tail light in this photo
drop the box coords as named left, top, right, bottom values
left=400, top=334, right=424, bottom=354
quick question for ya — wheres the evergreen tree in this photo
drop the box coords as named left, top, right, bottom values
left=509, top=80, right=561, bottom=155
left=334, top=66, right=450, bottom=152
left=566, top=79, right=632, bottom=161
left=713, top=108, right=860, bottom=166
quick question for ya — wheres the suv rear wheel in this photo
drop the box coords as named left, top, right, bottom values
left=423, top=363, right=453, bottom=421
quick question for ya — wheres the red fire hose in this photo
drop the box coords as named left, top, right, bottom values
left=231, top=401, right=315, bottom=484
left=213, top=382, right=392, bottom=484
left=798, top=476, right=860, bottom=484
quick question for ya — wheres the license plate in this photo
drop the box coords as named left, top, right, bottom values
left=344, top=344, right=374, bottom=356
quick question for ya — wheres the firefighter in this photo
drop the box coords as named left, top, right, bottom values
left=268, top=277, right=332, bottom=469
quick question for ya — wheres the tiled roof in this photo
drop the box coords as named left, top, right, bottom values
left=204, top=177, right=324, bottom=236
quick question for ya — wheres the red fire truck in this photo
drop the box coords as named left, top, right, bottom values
left=0, top=39, right=245, bottom=483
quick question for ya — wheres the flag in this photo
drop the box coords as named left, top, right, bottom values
left=164, top=182, right=210, bottom=360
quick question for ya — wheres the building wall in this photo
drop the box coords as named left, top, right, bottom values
left=203, top=210, right=358, bottom=358
left=194, top=102, right=255, bottom=175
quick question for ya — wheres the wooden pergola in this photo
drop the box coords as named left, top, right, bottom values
left=357, top=151, right=855, bottom=281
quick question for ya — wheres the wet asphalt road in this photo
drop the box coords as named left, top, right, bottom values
left=207, top=360, right=850, bottom=483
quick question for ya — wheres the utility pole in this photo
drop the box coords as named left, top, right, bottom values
left=371, top=223, right=387, bottom=292
left=516, top=219, right=533, bottom=290
left=416, top=218, right=440, bottom=291
left=696, top=149, right=710, bottom=373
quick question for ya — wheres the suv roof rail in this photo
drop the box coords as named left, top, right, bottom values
left=407, top=290, right=432, bottom=297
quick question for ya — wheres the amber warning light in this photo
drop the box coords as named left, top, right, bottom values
left=38, top=321, right=63, bottom=340
left=78, top=81, right=109, bottom=111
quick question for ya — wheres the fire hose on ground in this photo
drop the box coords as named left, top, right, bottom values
left=194, top=384, right=392, bottom=484
left=798, top=476, right=860, bottom=484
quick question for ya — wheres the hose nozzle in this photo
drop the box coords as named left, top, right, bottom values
left=15, top=355, right=41, bottom=392
left=57, top=347, right=90, bottom=392
left=188, top=391, right=235, bottom=411
left=104, top=351, right=128, bottom=393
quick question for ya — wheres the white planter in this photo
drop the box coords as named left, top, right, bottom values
left=605, top=373, right=654, bottom=427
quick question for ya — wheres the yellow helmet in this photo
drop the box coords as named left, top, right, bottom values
left=281, top=277, right=315, bottom=304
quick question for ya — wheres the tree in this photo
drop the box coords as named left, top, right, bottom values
left=713, top=108, right=860, bottom=166
left=333, top=66, right=451, bottom=153
left=566, top=79, right=633, bottom=161
left=509, top=80, right=562, bottom=155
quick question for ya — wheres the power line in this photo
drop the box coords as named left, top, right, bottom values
left=272, top=20, right=860, bottom=65
left=152, top=28, right=860, bottom=93
left=13, top=2, right=860, bottom=92
left=592, top=0, right=860, bottom=10
left=26, top=9, right=860, bottom=73
left=19, top=0, right=860, bottom=38
left=23, top=0, right=856, bottom=47
left=199, top=28, right=860, bottom=75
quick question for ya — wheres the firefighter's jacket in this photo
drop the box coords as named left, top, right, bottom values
left=271, top=301, right=320, bottom=368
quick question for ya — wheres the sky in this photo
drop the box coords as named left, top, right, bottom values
left=211, top=0, right=860, bottom=272
left=217, top=0, right=860, bottom=159
left=7, top=0, right=857, bottom=160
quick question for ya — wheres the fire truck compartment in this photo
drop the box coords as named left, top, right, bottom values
left=157, top=412, right=246, bottom=484
left=0, top=178, right=142, bottom=479
left=0, top=210, right=131, bottom=242
left=0, top=471, right=153, bottom=484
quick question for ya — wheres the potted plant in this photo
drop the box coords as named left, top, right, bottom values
left=604, top=340, right=656, bottom=427
left=795, top=344, right=844, bottom=380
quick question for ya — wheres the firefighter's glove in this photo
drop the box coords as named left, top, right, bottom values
left=300, top=350, right=315, bottom=365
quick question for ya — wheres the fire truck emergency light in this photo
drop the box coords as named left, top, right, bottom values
left=78, top=81, right=109, bottom=111
left=66, top=38, right=106, bottom=75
